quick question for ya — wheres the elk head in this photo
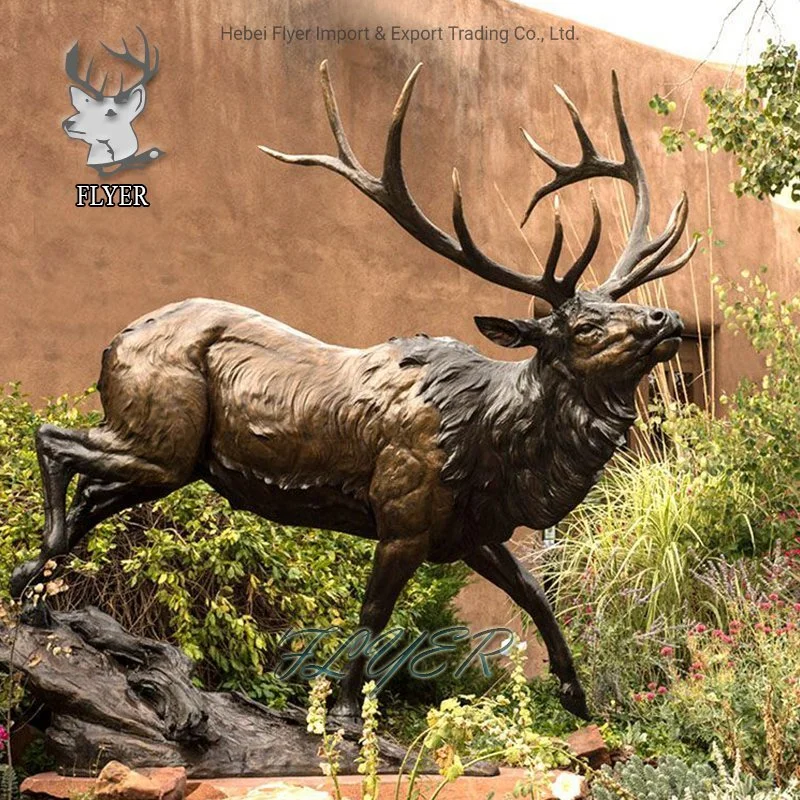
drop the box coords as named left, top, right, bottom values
left=63, top=27, right=159, bottom=167
left=260, top=63, right=697, bottom=394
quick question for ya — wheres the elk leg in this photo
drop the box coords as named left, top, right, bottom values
left=11, top=424, right=185, bottom=599
left=35, top=425, right=75, bottom=570
left=329, top=538, right=425, bottom=721
left=464, top=542, right=590, bottom=720
left=65, top=476, right=178, bottom=547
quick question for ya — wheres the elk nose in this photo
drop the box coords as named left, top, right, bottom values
left=63, top=119, right=75, bottom=130
left=646, top=308, right=683, bottom=333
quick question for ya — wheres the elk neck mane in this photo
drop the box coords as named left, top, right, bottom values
left=398, top=334, right=638, bottom=531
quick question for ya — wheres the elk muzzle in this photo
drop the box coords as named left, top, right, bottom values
left=644, top=308, right=683, bottom=362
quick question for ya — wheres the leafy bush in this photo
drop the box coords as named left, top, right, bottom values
left=0, top=765, right=19, bottom=800
left=0, top=385, right=469, bottom=706
left=652, top=41, right=800, bottom=201
left=706, top=747, right=800, bottom=800
left=665, top=272, right=800, bottom=557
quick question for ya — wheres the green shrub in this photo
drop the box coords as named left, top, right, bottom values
left=0, top=385, right=469, bottom=707
left=533, top=447, right=715, bottom=716
left=664, top=272, right=800, bottom=558
left=651, top=41, right=800, bottom=202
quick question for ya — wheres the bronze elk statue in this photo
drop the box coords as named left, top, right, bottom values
left=12, top=62, right=697, bottom=721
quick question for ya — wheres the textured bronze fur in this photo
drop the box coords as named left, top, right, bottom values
left=12, top=64, right=698, bottom=724
left=99, top=299, right=452, bottom=544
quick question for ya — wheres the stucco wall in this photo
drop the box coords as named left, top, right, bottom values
left=2, top=0, right=798, bottom=402
left=1, top=0, right=798, bottom=671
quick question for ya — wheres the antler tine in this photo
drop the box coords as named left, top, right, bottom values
left=543, top=196, right=564, bottom=283
left=561, top=187, right=601, bottom=293
left=102, top=26, right=160, bottom=99
left=606, top=193, right=696, bottom=298
left=65, top=44, right=104, bottom=101
left=382, top=63, right=423, bottom=196
left=319, top=60, right=361, bottom=170
left=519, top=82, right=622, bottom=230
left=259, top=61, right=375, bottom=182
left=451, top=170, right=563, bottom=300
left=604, top=70, right=652, bottom=282
left=262, top=61, right=577, bottom=308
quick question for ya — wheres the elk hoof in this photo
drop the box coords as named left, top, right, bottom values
left=20, top=600, right=55, bottom=630
left=328, top=700, right=363, bottom=727
left=559, top=681, right=591, bottom=721
left=10, top=559, right=42, bottom=600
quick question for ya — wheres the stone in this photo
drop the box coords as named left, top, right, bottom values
left=186, top=785, right=227, bottom=800
left=95, top=762, right=187, bottom=800
left=20, top=773, right=96, bottom=800
left=566, top=725, right=610, bottom=769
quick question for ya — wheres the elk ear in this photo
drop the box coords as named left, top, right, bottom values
left=125, top=85, right=147, bottom=119
left=474, top=316, right=545, bottom=348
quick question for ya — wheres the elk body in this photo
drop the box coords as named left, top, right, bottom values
left=13, top=63, right=697, bottom=722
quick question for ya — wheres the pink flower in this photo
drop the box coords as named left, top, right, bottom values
left=633, top=692, right=643, bottom=702
left=660, top=646, right=674, bottom=657
left=647, top=682, right=657, bottom=690
left=758, top=601, right=772, bottom=611
left=793, top=603, right=800, bottom=613
left=0, top=726, right=8, bottom=745
left=645, top=692, right=656, bottom=701
left=694, top=623, right=707, bottom=633
left=657, top=686, right=668, bottom=695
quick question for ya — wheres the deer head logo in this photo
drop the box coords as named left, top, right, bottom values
left=62, top=27, right=165, bottom=176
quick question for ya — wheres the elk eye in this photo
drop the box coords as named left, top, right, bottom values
left=575, top=323, right=597, bottom=336
left=105, top=109, right=117, bottom=117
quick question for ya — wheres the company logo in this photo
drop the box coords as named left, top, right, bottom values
left=63, top=27, right=165, bottom=177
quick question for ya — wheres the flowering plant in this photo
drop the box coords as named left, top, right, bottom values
left=631, top=553, right=800, bottom=783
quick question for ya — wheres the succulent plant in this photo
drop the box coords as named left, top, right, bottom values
left=591, top=754, right=715, bottom=800
left=0, top=765, right=20, bottom=800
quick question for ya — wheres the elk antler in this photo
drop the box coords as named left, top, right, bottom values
left=521, top=71, right=697, bottom=300
left=65, top=28, right=159, bottom=103
left=260, top=61, right=600, bottom=310
left=65, top=43, right=105, bottom=101
left=101, top=27, right=160, bottom=102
